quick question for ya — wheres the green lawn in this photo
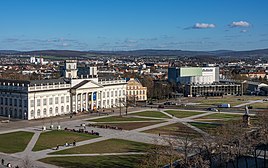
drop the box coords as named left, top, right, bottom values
left=197, top=113, right=241, bottom=120
left=192, top=96, right=265, bottom=107
left=165, top=110, right=204, bottom=118
left=40, top=155, right=143, bottom=168
left=130, top=111, right=171, bottom=118
left=32, top=131, right=99, bottom=151
left=51, top=139, right=154, bottom=155
left=88, top=116, right=160, bottom=122
left=0, top=131, right=34, bottom=153
left=189, top=122, right=222, bottom=134
left=94, top=121, right=164, bottom=130
left=251, top=102, right=268, bottom=109
left=144, top=123, right=201, bottom=138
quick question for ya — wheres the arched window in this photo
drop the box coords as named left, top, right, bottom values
left=19, top=109, right=22, bottom=119
left=43, top=108, right=47, bottom=116
left=31, top=110, right=34, bottom=118
left=0, top=107, right=3, bottom=115
left=66, top=105, right=69, bottom=113
left=49, top=107, right=53, bottom=115
left=61, top=106, right=64, bottom=113
left=115, top=99, right=118, bottom=105
left=14, top=109, right=17, bottom=118
left=68, top=65, right=71, bottom=69
left=55, top=107, right=58, bottom=115
left=37, top=109, right=40, bottom=116
left=5, top=107, right=8, bottom=116
left=9, top=108, right=13, bottom=117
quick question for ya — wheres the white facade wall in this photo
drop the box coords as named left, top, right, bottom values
left=180, top=67, right=218, bottom=84
left=100, top=84, right=126, bottom=108
left=64, top=61, right=78, bottom=78
left=28, top=89, right=70, bottom=120
left=0, top=60, right=127, bottom=120
left=201, top=67, right=217, bottom=83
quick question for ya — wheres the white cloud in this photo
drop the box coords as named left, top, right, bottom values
left=193, top=23, right=216, bottom=29
left=230, top=21, right=250, bottom=27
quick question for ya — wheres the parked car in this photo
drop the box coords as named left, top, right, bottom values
left=218, top=104, right=231, bottom=108
left=164, top=102, right=171, bottom=105
left=207, top=108, right=219, bottom=112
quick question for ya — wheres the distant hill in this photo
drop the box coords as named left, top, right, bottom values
left=19, top=50, right=88, bottom=57
left=91, top=49, right=213, bottom=57
left=0, top=48, right=268, bottom=58
left=216, top=49, right=268, bottom=57
left=0, top=50, right=20, bottom=55
left=208, top=50, right=234, bottom=54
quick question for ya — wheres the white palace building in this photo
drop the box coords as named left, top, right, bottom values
left=0, top=60, right=127, bottom=120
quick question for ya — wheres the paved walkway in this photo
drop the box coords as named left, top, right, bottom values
left=0, top=107, right=248, bottom=167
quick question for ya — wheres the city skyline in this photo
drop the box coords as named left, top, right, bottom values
left=0, top=0, right=268, bottom=51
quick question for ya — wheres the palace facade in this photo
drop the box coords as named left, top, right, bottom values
left=0, top=60, right=127, bottom=120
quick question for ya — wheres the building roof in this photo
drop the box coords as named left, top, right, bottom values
left=0, top=78, right=70, bottom=86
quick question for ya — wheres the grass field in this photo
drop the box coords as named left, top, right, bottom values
left=0, top=131, right=34, bottom=153
left=189, top=122, right=222, bottom=134
left=251, top=102, right=268, bottom=109
left=164, top=110, right=204, bottom=118
left=88, top=116, right=160, bottom=122
left=51, top=139, right=154, bottom=155
left=32, top=131, right=99, bottom=151
left=94, top=121, right=164, bottom=130
left=144, top=123, right=200, bottom=138
left=197, top=113, right=241, bottom=120
left=40, top=155, right=143, bottom=168
left=129, top=111, right=170, bottom=118
left=191, top=96, right=265, bottom=106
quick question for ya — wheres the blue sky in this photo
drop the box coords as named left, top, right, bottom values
left=0, top=0, right=268, bottom=51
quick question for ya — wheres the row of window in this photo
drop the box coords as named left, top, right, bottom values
left=0, top=106, right=26, bottom=118
left=30, top=105, right=70, bottom=118
left=127, top=90, right=146, bottom=95
left=102, top=90, right=125, bottom=98
left=127, top=86, right=143, bottom=90
left=0, top=97, right=27, bottom=107
left=30, top=96, right=69, bottom=107
left=102, top=98, right=125, bottom=107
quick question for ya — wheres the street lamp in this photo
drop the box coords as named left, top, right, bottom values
left=24, top=112, right=26, bottom=120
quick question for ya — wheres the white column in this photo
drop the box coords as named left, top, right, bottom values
left=100, top=91, right=102, bottom=108
left=96, top=91, right=99, bottom=109
left=85, top=92, right=88, bottom=111
left=40, top=97, right=43, bottom=118
left=80, top=93, right=83, bottom=111
left=75, top=94, right=78, bottom=112
left=91, top=92, right=94, bottom=109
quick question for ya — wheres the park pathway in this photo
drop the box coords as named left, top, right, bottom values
left=1, top=107, right=247, bottom=168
